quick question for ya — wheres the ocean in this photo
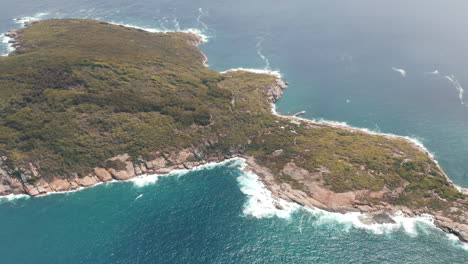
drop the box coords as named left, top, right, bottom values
left=0, top=0, right=467, bottom=262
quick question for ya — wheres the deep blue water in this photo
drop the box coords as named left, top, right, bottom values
left=0, top=0, right=467, bottom=262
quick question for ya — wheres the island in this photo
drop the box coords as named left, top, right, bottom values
left=0, top=19, right=466, bottom=241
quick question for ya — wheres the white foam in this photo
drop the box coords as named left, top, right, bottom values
left=305, top=207, right=434, bottom=236
left=392, top=67, right=407, bottom=77
left=232, top=155, right=441, bottom=239
left=14, top=12, right=50, bottom=26
left=196, top=8, right=209, bottom=30
left=220, top=68, right=282, bottom=78
left=108, top=21, right=209, bottom=44
left=236, top=161, right=300, bottom=219
left=1, top=12, right=50, bottom=56
left=446, top=232, right=468, bottom=251
left=256, top=36, right=271, bottom=70
left=0, top=33, right=14, bottom=56
left=0, top=193, right=30, bottom=202
left=444, top=74, right=465, bottom=105
left=129, top=158, right=242, bottom=187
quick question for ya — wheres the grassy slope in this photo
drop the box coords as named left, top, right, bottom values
left=0, top=19, right=465, bottom=220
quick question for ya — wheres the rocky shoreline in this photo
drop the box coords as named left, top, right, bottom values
left=0, top=21, right=466, bottom=243
left=0, top=73, right=465, bottom=242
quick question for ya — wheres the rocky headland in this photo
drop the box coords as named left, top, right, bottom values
left=0, top=19, right=466, bottom=242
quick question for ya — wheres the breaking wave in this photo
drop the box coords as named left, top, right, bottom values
left=0, top=193, right=30, bottom=203
left=232, top=157, right=460, bottom=243
left=236, top=169, right=300, bottom=219
left=307, top=208, right=434, bottom=236
left=0, top=33, right=14, bottom=56
left=130, top=158, right=241, bottom=187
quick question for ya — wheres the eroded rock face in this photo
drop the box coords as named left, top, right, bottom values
left=94, top=168, right=112, bottom=182
left=0, top=144, right=466, bottom=242
left=265, top=79, right=287, bottom=103
left=359, top=212, right=396, bottom=225
left=48, top=179, right=71, bottom=192
left=147, top=157, right=166, bottom=169
left=76, top=175, right=99, bottom=187
left=108, top=162, right=135, bottom=181
left=435, top=216, right=468, bottom=242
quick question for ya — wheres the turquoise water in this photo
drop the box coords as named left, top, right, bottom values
left=1, top=0, right=468, bottom=262
left=0, top=160, right=466, bottom=263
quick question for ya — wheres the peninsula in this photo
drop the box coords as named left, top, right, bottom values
left=0, top=19, right=466, bottom=241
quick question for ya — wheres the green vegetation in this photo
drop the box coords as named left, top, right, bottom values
left=0, top=19, right=465, bottom=218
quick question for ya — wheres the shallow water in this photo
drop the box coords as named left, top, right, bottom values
left=1, top=0, right=468, bottom=262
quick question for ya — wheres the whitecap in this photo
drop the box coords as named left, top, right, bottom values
left=392, top=67, right=407, bottom=77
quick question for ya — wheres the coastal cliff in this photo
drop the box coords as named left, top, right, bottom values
left=0, top=19, right=466, bottom=242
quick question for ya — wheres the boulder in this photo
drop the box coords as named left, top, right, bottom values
left=49, top=179, right=71, bottom=192
left=94, top=168, right=112, bottom=182
left=76, top=175, right=98, bottom=187
left=147, top=157, right=166, bottom=169
left=108, top=161, right=135, bottom=180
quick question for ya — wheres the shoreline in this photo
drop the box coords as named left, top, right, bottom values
left=3, top=153, right=466, bottom=247
left=0, top=20, right=466, bottom=243
left=269, top=103, right=468, bottom=194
